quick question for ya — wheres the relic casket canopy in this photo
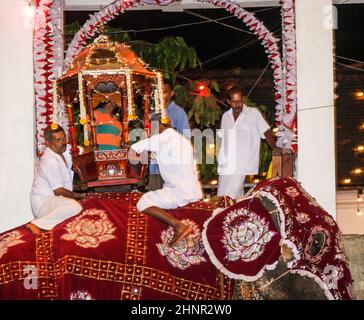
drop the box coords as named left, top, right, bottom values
left=54, top=35, right=168, bottom=188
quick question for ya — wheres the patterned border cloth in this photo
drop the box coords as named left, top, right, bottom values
left=252, top=177, right=355, bottom=300
left=203, top=197, right=281, bottom=281
left=203, top=177, right=355, bottom=300
left=0, top=192, right=234, bottom=300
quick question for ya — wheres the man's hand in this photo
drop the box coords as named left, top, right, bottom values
left=128, top=148, right=142, bottom=163
left=54, top=188, right=86, bottom=201
left=75, top=192, right=87, bottom=200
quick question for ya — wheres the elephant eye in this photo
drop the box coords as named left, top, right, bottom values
left=309, top=232, right=326, bottom=256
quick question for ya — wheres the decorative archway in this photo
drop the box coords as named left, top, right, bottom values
left=33, top=0, right=64, bottom=155
left=33, top=0, right=297, bottom=154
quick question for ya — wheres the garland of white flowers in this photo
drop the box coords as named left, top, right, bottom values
left=125, top=69, right=137, bottom=120
left=199, top=0, right=286, bottom=141
left=63, top=0, right=285, bottom=133
left=156, top=72, right=168, bottom=123
left=33, top=0, right=54, bottom=155
left=64, top=1, right=129, bottom=70
left=78, top=72, right=90, bottom=146
left=36, top=0, right=298, bottom=150
left=279, top=0, right=297, bottom=152
left=33, top=0, right=64, bottom=156
left=52, top=81, right=58, bottom=128
left=154, top=86, right=160, bottom=115
left=50, top=0, right=66, bottom=132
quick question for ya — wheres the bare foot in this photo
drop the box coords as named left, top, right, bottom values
left=26, top=223, right=43, bottom=236
left=169, top=223, right=193, bottom=247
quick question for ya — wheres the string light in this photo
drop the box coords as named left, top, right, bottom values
left=210, top=180, right=218, bottom=185
left=78, top=72, right=89, bottom=146
left=354, top=168, right=362, bottom=174
left=125, top=69, right=137, bottom=121
left=155, top=72, right=168, bottom=124
left=355, top=91, right=364, bottom=98
left=344, top=178, right=351, bottom=184
left=356, top=145, right=364, bottom=152
left=209, top=143, right=215, bottom=149
left=254, top=179, right=260, bottom=184
left=272, top=127, right=279, bottom=133
left=357, top=189, right=363, bottom=216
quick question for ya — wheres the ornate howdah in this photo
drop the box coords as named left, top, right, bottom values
left=55, top=35, right=164, bottom=188
left=94, top=149, right=128, bottom=180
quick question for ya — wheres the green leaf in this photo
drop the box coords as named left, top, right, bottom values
left=211, top=81, right=220, bottom=93
left=64, top=21, right=81, bottom=36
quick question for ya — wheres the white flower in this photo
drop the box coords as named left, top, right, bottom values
left=222, top=209, right=277, bottom=263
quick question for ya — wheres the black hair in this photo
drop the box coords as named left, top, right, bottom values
left=227, top=85, right=244, bottom=99
left=163, top=78, right=174, bottom=90
left=44, top=124, right=65, bottom=141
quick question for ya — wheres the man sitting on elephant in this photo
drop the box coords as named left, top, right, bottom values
left=130, top=113, right=203, bottom=247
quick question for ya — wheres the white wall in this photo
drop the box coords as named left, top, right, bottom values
left=0, top=0, right=35, bottom=232
left=296, top=0, right=336, bottom=218
left=337, top=190, right=364, bottom=234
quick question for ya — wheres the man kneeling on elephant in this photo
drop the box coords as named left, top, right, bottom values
left=130, top=113, right=203, bottom=247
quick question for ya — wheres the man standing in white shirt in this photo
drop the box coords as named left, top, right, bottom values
left=217, top=86, right=281, bottom=199
left=131, top=114, right=203, bottom=247
left=27, top=125, right=85, bottom=235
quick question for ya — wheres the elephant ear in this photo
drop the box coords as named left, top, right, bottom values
left=202, top=197, right=281, bottom=281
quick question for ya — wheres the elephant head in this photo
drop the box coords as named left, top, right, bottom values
left=203, top=177, right=355, bottom=300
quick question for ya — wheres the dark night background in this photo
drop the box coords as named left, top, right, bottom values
left=65, top=4, right=364, bottom=188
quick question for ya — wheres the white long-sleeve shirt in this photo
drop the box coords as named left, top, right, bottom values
left=132, top=128, right=202, bottom=200
left=30, top=145, right=74, bottom=215
left=217, top=106, right=270, bottom=175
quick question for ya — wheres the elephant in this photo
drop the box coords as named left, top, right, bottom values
left=0, top=177, right=354, bottom=300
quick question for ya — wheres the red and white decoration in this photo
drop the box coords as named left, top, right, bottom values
left=200, top=0, right=285, bottom=145
left=222, top=207, right=277, bottom=263
left=279, top=0, right=298, bottom=152
left=64, top=1, right=130, bottom=70
left=70, top=290, right=94, bottom=300
left=34, top=0, right=298, bottom=155
left=202, top=197, right=281, bottom=281
left=33, top=0, right=63, bottom=155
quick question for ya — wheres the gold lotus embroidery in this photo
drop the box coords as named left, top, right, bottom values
left=61, top=209, right=116, bottom=248
left=0, top=231, right=25, bottom=259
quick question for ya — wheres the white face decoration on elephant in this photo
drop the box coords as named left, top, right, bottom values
left=202, top=177, right=355, bottom=300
